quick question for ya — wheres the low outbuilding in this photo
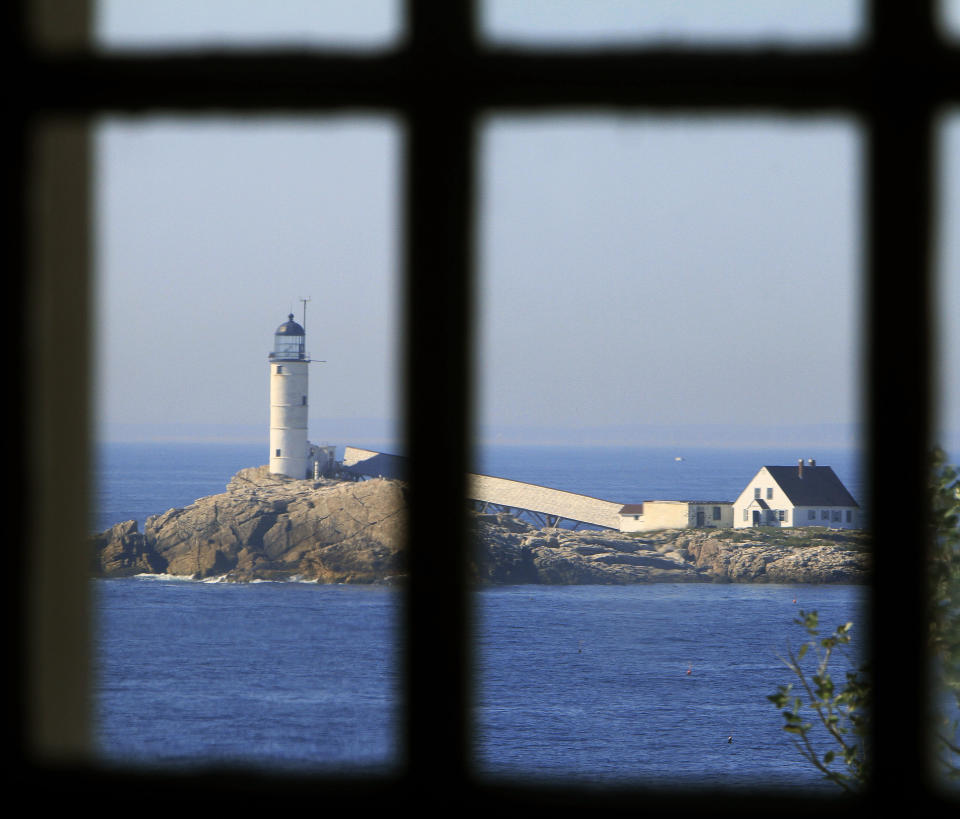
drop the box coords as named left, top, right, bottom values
left=618, top=500, right=734, bottom=533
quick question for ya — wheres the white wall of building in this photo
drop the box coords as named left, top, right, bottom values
left=619, top=501, right=733, bottom=532
left=790, top=505, right=861, bottom=529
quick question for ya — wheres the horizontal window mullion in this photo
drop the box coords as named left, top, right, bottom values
left=18, top=47, right=960, bottom=115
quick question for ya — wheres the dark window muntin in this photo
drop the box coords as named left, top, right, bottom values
left=18, top=0, right=955, bottom=810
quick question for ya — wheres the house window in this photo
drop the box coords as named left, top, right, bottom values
left=276, top=365, right=283, bottom=373
left=275, top=449, right=281, bottom=457
left=766, top=488, right=773, bottom=499
left=808, top=510, right=816, bottom=520
left=832, top=510, right=841, bottom=522
left=712, top=506, right=721, bottom=520
left=822, top=510, right=830, bottom=520
left=778, top=510, right=785, bottom=522
left=754, top=487, right=761, bottom=499
left=742, top=509, right=748, bottom=522
left=26, top=1, right=944, bottom=805
left=846, top=510, right=852, bottom=522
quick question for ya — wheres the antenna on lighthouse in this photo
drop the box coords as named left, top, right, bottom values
left=299, top=297, right=311, bottom=332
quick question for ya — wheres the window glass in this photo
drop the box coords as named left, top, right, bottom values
left=942, top=0, right=960, bottom=38
left=473, top=116, right=865, bottom=787
left=93, top=117, right=403, bottom=772
left=481, top=1, right=863, bottom=48
left=938, top=114, right=960, bottom=468
left=95, top=0, right=401, bottom=51
left=932, top=111, right=960, bottom=784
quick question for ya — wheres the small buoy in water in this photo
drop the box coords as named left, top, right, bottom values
left=792, top=597, right=797, bottom=604
left=728, top=735, right=733, bottom=744
left=686, top=666, right=692, bottom=675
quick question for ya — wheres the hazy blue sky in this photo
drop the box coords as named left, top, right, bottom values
left=93, top=3, right=959, bottom=452
left=96, top=1, right=867, bottom=49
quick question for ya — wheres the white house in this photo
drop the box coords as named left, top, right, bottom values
left=619, top=500, right=734, bottom=533
left=732, top=459, right=861, bottom=529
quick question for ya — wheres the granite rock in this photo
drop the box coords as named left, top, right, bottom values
left=92, top=467, right=407, bottom=583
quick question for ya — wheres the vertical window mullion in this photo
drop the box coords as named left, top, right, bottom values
left=865, top=76, right=934, bottom=794
left=403, top=94, right=475, bottom=788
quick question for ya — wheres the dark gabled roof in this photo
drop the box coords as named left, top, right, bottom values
left=619, top=503, right=645, bottom=515
left=764, top=465, right=859, bottom=508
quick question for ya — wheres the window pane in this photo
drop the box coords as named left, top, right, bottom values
left=472, top=117, right=868, bottom=789
left=93, top=118, right=404, bottom=772
left=942, top=0, right=960, bottom=39
left=95, top=0, right=402, bottom=51
left=941, top=115, right=960, bottom=460
left=933, top=111, right=960, bottom=785
left=481, top=1, right=863, bottom=48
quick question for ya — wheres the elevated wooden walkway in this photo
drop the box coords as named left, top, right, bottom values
left=342, top=446, right=621, bottom=530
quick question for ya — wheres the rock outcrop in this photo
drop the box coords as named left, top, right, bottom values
left=91, top=467, right=869, bottom=584
left=91, top=467, right=407, bottom=583
left=470, top=514, right=869, bottom=585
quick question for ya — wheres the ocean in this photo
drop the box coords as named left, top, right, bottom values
left=93, top=441, right=868, bottom=790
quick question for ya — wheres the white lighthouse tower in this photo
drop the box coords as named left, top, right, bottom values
left=269, top=313, right=309, bottom=478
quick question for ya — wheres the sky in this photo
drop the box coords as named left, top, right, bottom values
left=93, top=2, right=959, bottom=453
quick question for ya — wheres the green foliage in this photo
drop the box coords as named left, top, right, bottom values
left=769, top=448, right=960, bottom=788
left=768, top=610, right=871, bottom=792
left=928, top=447, right=960, bottom=777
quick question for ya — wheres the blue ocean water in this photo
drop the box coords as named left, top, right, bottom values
left=474, top=583, right=864, bottom=790
left=93, top=441, right=867, bottom=789
left=94, top=577, right=401, bottom=773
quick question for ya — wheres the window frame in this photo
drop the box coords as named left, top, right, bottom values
left=15, top=0, right=958, bottom=811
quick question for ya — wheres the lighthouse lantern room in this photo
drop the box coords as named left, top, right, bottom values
left=269, top=313, right=309, bottom=478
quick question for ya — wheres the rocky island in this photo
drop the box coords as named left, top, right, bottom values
left=90, top=466, right=870, bottom=585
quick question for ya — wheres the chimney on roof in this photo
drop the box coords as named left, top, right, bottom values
left=798, top=458, right=804, bottom=478
left=808, top=458, right=816, bottom=468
